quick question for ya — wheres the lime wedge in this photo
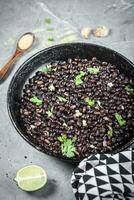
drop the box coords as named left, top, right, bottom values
left=14, top=165, right=47, bottom=192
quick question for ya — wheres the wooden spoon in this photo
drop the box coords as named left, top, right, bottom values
left=0, top=32, right=35, bottom=81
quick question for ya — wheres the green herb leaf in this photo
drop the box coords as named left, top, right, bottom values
left=115, top=113, right=126, bottom=126
left=41, top=64, right=52, bottom=73
left=30, top=96, right=42, bottom=106
left=46, top=107, right=53, bottom=117
left=79, top=71, right=86, bottom=76
left=57, top=136, right=63, bottom=142
left=45, top=18, right=51, bottom=24
left=75, top=77, right=83, bottom=85
left=57, top=134, right=77, bottom=158
left=47, top=28, right=54, bottom=32
left=125, top=86, right=134, bottom=93
left=85, top=97, right=95, bottom=107
left=72, top=135, right=77, bottom=142
left=48, top=84, right=55, bottom=91
left=74, top=71, right=86, bottom=86
left=48, top=37, right=54, bottom=42
left=107, top=127, right=113, bottom=137
left=57, top=96, right=67, bottom=102
left=87, top=67, right=100, bottom=75
left=57, top=134, right=67, bottom=142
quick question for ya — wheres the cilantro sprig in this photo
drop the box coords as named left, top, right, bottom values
left=74, top=71, right=86, bottom=86
left=30, top=96, right=42, bottom=106
left=45, top=18, right=51, bottom=24
left=107, top=127, right=113, bottom=137
left=48, top=37, right=54, bottom=42
left=41, top=64, right=52, bottom=73
left=57, top=134, right=77, bottom=158
left=46, top=107, right=54, bottom=117
left=57, top=96, right=67, bottom=102
left=115, top=113, right=126, bottom=126
left=125, top=86, right=134, bottom=93
left=85, top=97, right=95, bottom=107
left=87, top=66, right=100, bottom=75
left=47, top=28, right=54, bottom=32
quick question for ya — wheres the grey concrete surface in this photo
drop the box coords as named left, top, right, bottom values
left=0, top=0, right=134, bottom=199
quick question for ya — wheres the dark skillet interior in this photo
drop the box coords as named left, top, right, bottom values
left=7, top=43, right=134, bottom=162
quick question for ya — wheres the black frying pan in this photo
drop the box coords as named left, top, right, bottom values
left=7, top=43, right=134, bottom=162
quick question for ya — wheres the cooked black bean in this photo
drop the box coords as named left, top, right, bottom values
left=19, top=57, right=134, bottom=159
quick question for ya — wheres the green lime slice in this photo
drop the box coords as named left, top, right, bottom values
left=14, top=165, right=47, bottom=192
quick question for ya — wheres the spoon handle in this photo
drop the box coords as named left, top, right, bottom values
left=0, top=49, right=22, bottom=81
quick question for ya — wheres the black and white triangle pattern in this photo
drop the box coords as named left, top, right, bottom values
left=71, top=148, right=134, bottom=200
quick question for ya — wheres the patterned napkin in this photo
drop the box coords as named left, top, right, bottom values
left=71, top=148, right=134, bottom=200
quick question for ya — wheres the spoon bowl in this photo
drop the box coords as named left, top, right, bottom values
left=17, top=32, right=35, bottom=51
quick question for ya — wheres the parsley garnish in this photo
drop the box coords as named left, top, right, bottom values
left=57, top=96, right=67, bottom=102
left=115, top=113, right=126, bottom=126
left=107, top=127, right=113, bottom=137
left=57, top=134, right=77, bottom=158
left=125, top=86, right=134, bottom=93
left=48, top=37, right=54, bottom=42
left=41, top=64, right=52, bottom=73
left=46, top=107, right=54, bottom=117
left=47, top=28, right=54, bottom=31
left=45, top=18, right=51, bottom=24
left=85, top=97, right=95, bottom=107
left=87, top=67, right=100, bottom=75
left=74, top=71, right=86, bottom=86
left=30, top=96, right=42, bottom=106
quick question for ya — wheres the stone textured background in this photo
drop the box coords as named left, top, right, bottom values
left=0, top=0, right=134, bottom=199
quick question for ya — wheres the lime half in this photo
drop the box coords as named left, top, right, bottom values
left=14, top=165, right=47, bottom=192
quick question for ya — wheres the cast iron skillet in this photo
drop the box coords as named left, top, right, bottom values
left=7, top=43, right=134, bottom=162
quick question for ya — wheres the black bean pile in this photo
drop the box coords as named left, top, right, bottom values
left=20, top=57, right=134, bottom=159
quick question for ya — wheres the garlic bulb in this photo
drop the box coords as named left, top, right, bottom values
left=81, top=27, right=92, bottom=39
left=93, top=26, right=109, bottom=37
